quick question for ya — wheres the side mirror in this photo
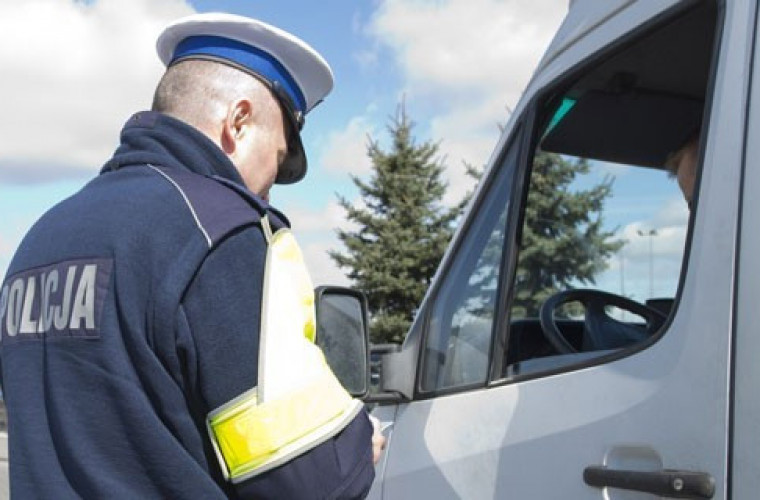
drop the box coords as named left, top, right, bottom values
left=314, top=286, right=370, bottom=398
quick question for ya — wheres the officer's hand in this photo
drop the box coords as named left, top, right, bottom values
left=368, top=415, right=387, bottom=465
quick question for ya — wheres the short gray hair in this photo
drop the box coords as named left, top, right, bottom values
left=151, top=59, right=277, bottom=129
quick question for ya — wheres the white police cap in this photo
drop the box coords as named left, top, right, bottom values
left=156, top=12, right=334, bottom=184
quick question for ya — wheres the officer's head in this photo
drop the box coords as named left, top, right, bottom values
left=152, top=13, right=333, bottom=200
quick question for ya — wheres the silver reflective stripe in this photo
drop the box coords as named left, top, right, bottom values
left=207, top=398, right=364, bottom=484
left=205, top=385, right=260, bottom=482
left=69, top=264, right=97, bottom=330
left=231, top=399, right=364, bottom=483
left=260, top=215, right=274, bottom=244
left=6, top=279, right=24, bottom=336
left=19, top=276, right=38, bottom=334
left=147, top=164, right=212, bottom=248
left=53, top=266, right=76, bottom=331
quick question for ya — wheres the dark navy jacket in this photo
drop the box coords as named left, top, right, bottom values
left=0, top=111, right=374, bottom=499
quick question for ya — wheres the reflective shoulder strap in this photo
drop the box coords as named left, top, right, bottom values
left=207, top=226, right=362, bottom=483
left=207, top=369, right=362, bottom=482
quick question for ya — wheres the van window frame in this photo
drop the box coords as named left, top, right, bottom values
left=413, top=123, right=527, bottom=398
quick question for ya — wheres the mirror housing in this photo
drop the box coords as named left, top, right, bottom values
left=314, top=286, right=370, bottom=398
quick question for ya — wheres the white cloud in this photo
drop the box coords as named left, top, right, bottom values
left=619, top=222, right=686, bottom=261
left=653, top=196, right=690, bottom=228
left=368, top=0, right=567, bottom=203
left=319, top=115, right=377, bottom=176
left=0, top=0, right=194, bottom=182
left=288, top=198, right=361, bottom=287
left=618, top=197, right=689, bottom=262
left=353, top=48, right=380, bottom=70
left=300, top=240, right=351, bottom=287
left=290, top=198, right=356, bottom=237
left=597, top=201, right=689, bottom=301
left=370, top=0, right=564, bottom=98
left=429, top=93, right=513, bottom=203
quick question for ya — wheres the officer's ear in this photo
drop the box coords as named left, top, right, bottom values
left=221, top=98, right=254, bottom=154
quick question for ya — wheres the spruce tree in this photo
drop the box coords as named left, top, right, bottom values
left=330, top=107, right=459, bottom=343
left=462, top=151, right=623, bottom=319
left=512, top=151, right=624, bottom=317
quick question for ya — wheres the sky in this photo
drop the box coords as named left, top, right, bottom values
left=0, top=0, right=571, bottom=286
left=570, top=162, right=689, bottom=305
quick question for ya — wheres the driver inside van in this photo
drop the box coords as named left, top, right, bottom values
left=665, top=133, right=699, bottom=208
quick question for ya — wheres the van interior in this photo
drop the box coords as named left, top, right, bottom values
left=503, top=2, right=718, bottom=377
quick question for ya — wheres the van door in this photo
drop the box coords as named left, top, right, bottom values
left=731, top=0, right=760, bottom=495
left=372, top=1, right=751, bottom=498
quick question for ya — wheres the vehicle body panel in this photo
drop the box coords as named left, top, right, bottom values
left=368, top=1, right=757, bottom=498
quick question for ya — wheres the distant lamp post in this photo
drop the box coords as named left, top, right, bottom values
left=637, top=228, right=658, bottom=297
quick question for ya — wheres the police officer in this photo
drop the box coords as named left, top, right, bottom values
left=0, top=12, right=383, bottom=499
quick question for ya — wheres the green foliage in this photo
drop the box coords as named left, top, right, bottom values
left=330, top=106, right=459, bottom=343
left=461, top=150, right=622, bottom=319
left=331, top=107, right=621, bottom=340
left=511, top=151, right=624, bottom=317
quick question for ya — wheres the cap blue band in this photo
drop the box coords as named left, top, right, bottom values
left=171, top=35, right=306, bottom=114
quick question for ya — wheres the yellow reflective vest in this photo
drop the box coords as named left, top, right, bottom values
left=206, top=215, right=363, bottom=483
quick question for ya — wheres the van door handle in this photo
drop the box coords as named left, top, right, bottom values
left=583, top=465, right=715, bottom=498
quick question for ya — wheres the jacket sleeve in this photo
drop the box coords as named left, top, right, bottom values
left=178, top=226, right=375, bottom=499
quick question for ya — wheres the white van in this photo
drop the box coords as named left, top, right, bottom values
left=317, top=0, right=760, bottom=498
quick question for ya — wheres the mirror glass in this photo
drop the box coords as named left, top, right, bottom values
left=316, top=291, right=368, bottom=397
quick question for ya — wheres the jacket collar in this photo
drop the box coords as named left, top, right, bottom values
left=101, top=111, right=245, bottom=186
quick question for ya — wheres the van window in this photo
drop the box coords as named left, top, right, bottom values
left=420, top=131, right=519, bottom=391
left=503, top=1, right=718, bottom=378
left=418, top=1, right=720, bottom=393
